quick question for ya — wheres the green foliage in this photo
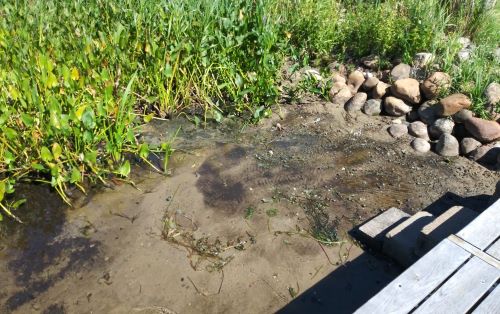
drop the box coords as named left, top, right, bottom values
left=0, top=0, right=498, bottom=222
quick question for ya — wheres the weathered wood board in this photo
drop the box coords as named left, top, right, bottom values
left=413, top=257, right=499, bottom=314
left=456, top=198, right=500, bottom=250
left=354, top=239, right=470, bottom=314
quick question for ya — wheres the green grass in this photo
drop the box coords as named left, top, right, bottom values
left=0, top=0, right=498, bottom=222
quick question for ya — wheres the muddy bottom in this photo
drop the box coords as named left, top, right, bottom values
left=1, top=98, right=498, bottom=314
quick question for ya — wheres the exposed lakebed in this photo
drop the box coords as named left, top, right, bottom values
left=1, top=98, right=497, bottom=313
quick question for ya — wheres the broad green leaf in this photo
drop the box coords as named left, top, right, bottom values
left=3, top=150, right=14, bottom=164
left=52, top=143, right=62, bottom=160
left=117, top=160, right=131, bottom=177
left=138, top=143, right=149, bottom=159
left=4, top=127, right=17, bottom=140
left=70, top=168, right=81, bottom=183
left=75, top=105, right=87, bottom=120
left=12, top=199, right=26, bottom=209
left=31, top=162, right=45, bottom=171
left=82, top=108, right=96, bottom=129
left=70, top=67, right=80, bottom=80
left=21, top=113, right=34, bottom=127
left=84, top=150, right=97, bottom=164
left=46, top=72, right=58, bottom=88
left=144, top=113, right=154, bottom=123
left=40, top=146, right=53, bottom=162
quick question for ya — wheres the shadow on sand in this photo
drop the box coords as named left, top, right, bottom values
left=278, top=191, right=495, bottom=314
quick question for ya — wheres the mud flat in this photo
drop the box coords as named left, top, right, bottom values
left=0, top=98, right=497, bottom=314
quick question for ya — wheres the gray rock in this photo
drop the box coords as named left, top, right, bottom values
left=384, top=96, right=412, bottom=116
left=409, top=121, right=430, bottom=140
left=458, top=37, right=471, bottom=48
left=345, top=92, right=368, bottom=112
left=418, top=100, right=439, bottom=125
left=406, top=110, right=420, bottom=122
left=453, top=109, right=474, bottom=124
left=436, top=133, right=459, bottom=157
left=485, top=82, right=500, bottom=113
left=413, top=53, right=433, bottom=68
left=411, top=138, right=431, bottom=153
left=388, top=124, right=408, bottom=138
left=429, top=118, right=455, bottom=139
left=460, top=137, right=482, bottom=155
left=391, top=63, right=411, bottom=81
left=363, top=99, right=382, bottom=116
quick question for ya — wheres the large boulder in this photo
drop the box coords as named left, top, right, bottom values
left=347, top=70, right=365, bottom=93
left=363, top=99, right=382, bottom=116
left=418, top=100, right=439, bottom=125
left=391, top=63, right=411, bottom=81
left=391, top=78, right=421, bottom=104
left=437, top=94, right=471, bottom=117
left=345, top=92, right=368, bottom=112
left=435, top=134, right=459, bottom=157
left=384, top=97, right=412, bottom=116
left=464, top=117, right=500, bottom=143
left=372, top=81, right=391, bottom=99
left=421, top=72, right=451, bottom=99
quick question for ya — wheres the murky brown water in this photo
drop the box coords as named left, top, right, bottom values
left=1, top=99, right=498, bottom=314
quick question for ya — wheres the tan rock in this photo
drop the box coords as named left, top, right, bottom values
left=464, top=117, right=500, bottom=143
left=437, top=94, right=471, bottom=116
left=372, top=81, right=391, bottom=99
left=362, top=77, right=379, bottom=90
left=391, top=78, right=421, bottom=104
left=421, top=72, right=451, bottom=99
left=347, top=70, right=365, bottom=93
left=330, top=86, right=354, bottom=106
left=384, top=96, right=412, bottom=116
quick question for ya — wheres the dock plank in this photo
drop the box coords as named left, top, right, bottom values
left=413, top=257, right=499, bottom=314
left=456, top=199, right=500, bottom=250
left=486, top=237, right=500, bottom=260
left=354, top=239, right=470, bottom=314
left=472, top=285, right=500, bottom=314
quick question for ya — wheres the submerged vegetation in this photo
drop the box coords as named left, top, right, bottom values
left=0, top=0, right=498, bottom=221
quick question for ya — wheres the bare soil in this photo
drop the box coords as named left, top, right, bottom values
left=1, top=96, right=498, bottom=314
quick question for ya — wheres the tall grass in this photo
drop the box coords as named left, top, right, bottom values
left=0, top=0, right=498, bottom=222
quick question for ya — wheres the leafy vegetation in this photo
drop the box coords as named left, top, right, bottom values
left=1, top=0, right=498, bottom=222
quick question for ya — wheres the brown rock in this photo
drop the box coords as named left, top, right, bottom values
left=421, top=72, right=451, bottom=99
left=464, top=117, right=500, bottom=143
left=391, top=78, right=421, bottom=105
left=372, top=81, right=391, bottom=99
left=437, top=94, right=471, bottom=117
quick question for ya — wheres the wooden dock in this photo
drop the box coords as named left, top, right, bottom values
left=355, top=198, right=500, bottom=314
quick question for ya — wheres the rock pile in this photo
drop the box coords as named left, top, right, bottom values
left=327, top=52, right=500, bottom=168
